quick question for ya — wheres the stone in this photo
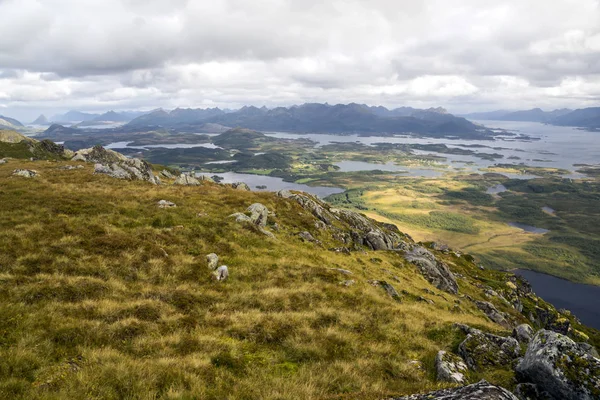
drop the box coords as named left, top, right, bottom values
left=388, top=380, right=518, bottom=400
left=340, top=280, right=355, bottom=287
left=214, top=265, right=229, bottom=281
left=93, top=159, right=160, bottom=185
left=329, top=268, right=353, bottom=275
left=198, top=175, right=215, bottom=183
left=458, top=328, right=521, bottom=371
left=229, top=212, right=252, bottom=223
left=514, top=383, right=542, bottom=400
left=72, top=145, right=127, bottom=163
left=435, top=350, right=468, bottom=383
left=404, top=246, right=458, bottom=294
left=513, top=324, right=535, bottom=344
left=474, top=300, right=511, bottom=329
left=276, top=189, right=293, bottom=198
left=232, top=182, right=251, bottom=191
left=174, top=173, right=200, bottom=185
left=160, top=169, right=175, bottom=179
left=298, top=231, right=317, bottom=242
left=206, top=253, right=219, bottom=270
left=57, top=165, right=84, bottom=170
left=578, top=343, right=599, bottom=358
left=157, top=200, right=177, bottom=209
left=516, top=330, right=600, bottom=400
left=247, top=203, right=269, bottom=226
left=0, top=158, right=6, bottom=164
left=379, top=281, right=401, bottom=301
left=12, top=169, right=38, bottom=178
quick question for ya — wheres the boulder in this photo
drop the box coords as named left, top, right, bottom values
left=404, top=246, right=458, bottom=294
left=174, top=173, right=200, bottom=185
left=198, top=175, right=215, bottom=183
left=435, top=350, right=468, bottom=383
left=12, top=169, right=38, bottom=178
left=94, top=158, right=159, bottom=184
left=160, top=169, right=175, bottom=179
left=206, top=253, right=219, bottom=270
left=388, top=379, right=518, bottom=400
left=516, top=330, right=600, bottom=400
left=157, top=200, right=176, bottom=209
left=276, top=189, right=293, bottom=198
left=214, top=265, right=229, bottom=281
left=513, top=324, right=535, bottom=344
left=0, top=158, right=6, bottom=164
left=332, top=208, right=408, bottom=251
left=58, top=165, right=84, bottom=170
left=72, top=145, right=126, bottom=163
left=458, top=328, right=521, bottom=371
left=474, top=300, right=511, bottom=329
left=298, top=231, right=317, bottom=242
left=232, top=182, right=251, bottom=191
left=247, top=203, right=269, bottom=227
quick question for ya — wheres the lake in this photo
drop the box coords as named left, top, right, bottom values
left=516, top=269, right=600, bottom=330
left=195, top=172, right=344, bottom=198
left=106, top=141, right=222, bottom=150
left=508, top=222, right=549, bottom=234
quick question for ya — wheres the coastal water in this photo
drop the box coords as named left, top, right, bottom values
left=196, top=172, right=344, bottom=198
left=516, top=269, right=600, bottom=330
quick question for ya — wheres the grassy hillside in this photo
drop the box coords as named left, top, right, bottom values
left=0, top=160, right=597, bottom=399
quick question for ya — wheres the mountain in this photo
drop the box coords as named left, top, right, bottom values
left=0, top=115, right=24, bottom=130
left=50, top=110, right=99, bottom=122
left=551, top=107, right=600, bottom=129
left=31, top=114, right=49, bottom=125
left=0, top=129, right=70, bottom=159
left=462, top=108, right=573, bottom=123
left=92, top=111, right=131, bottom=122
left=126, top=103, right=488, bottom=138
left=43, top=123, right=80, bottom=136
left=0, top=148, right=598, bottom=399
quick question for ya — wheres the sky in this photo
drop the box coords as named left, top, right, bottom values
left=0, top=0, right=599, bottom=121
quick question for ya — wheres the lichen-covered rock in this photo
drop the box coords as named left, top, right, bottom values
left=388, top=379, right=518, bottom=399
left=206, top=253, right=219, bottom=270
left=174, top=173, right=200, bottom=186
left=247, top=203, right=269, bottom=227
left=404, top=246, right=458, bottom=294
left=12, top=169, right=38, bottom=178
left=513, top=324, right=535, bottom=344
left=435, top=350, right=468, bottom=383
left=57, top=165, right=84, bottom=170
left=72, top=145, right=127, bottom=163
left=94, top=158, right=160, bottom=185
left=578, top=343, right=599, bottom=358
left=516, top=330, right=600, bottom=400
left=214, top=265, right=229, bottom=281
left=157, top=200, right=176, bottom=209
left=332, top=208, right=408, bottom=251
left=289, top=193, right=333, bottom=224
left=160, top=169, right=174, bottom=179
left=232, top=182, right=250, bottom=191
left=276, top=189, right=293, bottom=198
left=0, top=158, right=6, bottom=164
left=458, top=328, right=521, bottom=371
left=198, top=175, right=215, bottom=183
left=298, top=231, right=317, bottom=242
left=474, top=300, right=511, bottom=329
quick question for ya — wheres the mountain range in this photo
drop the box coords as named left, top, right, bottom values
left=48, top=110, right=148, bottom=124
left=460, top=107, right=600, bottom=127
left=0, top=115, right=25, bottom=130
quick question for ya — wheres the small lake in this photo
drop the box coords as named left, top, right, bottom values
left=195, top=172, right=344, bottom=198
left=508, top=222, right=549, bottom=234
left=334, top=161, right=445, bottom=178
left=106, top=141, right=221, bottom=150
left=515, top=269, right=600, bottom=330
left=486, top=184, right=508, bottom=194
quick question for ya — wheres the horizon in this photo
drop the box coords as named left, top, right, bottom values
left=1, top=0, right=599, bottom=121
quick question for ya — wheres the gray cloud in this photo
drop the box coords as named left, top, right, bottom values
left=0, top=0, right=599, bottom=121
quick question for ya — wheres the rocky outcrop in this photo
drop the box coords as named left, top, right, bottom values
left=72, top=145, right=127, bottom=163
left=404, top=246, right=458, bottom=294
left=435, top=350, right=468, bottom=383
left=389, top=380, right=518, bottom=400
left=474, top=300, right=511, bottom=329
left=174, top=174, right=200, bottom=185
left=247, top=203, right=269, bottom=227
left=458, top=327, right=521, bottom=371
left=58, top=165, right=84, bottom=170
left=332, top=208, right=407, bottom=251
left=516, top=330, right=600, bottom=400
left=232, top=182, right=251, bottom=191
left=369, top=280, right=401, bottom=301
left=12, top=169, right=38, bottom=178
left=160, top=170, right=175, bottom=179
left=298, top=231, right=317, bottom=242
left=513, top=324, right=535, bottom=344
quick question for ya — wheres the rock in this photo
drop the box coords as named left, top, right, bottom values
left=516, top=330, right=600, bottom=400
left=198, top=175, right=215, bottom=183
left=57, top=165, right=84, bottom=170
left=435, top=350, right=468, bottom=383
left=379, top=281, right=401, bottom=301
left=290, top=193, right=333, bottom=224
left=214, top=265, right=229, bottom=281
left=94, top=159, right=159, bottom=184
left=513, top=324, right=535, bottom=344
left=514, top=383, right=542, bottom=400
left=458, top=328, right=521, bottom=371
left=157, top=200, right=176, bottom=209
left=276, top=189, right=293, bottom=198
left=388, top=379, right=518, bottom=400
left=12, top=169, right=38, bottom=178
left=247, top=203, right=269, bottom=226
left=72, top=145, right=127, bottom=163
left=340, top=280, right=355, bottom=287
left=578, top=343, right=599, bottom=358
left=232, top=182, right=250, bottom=191
left=206, top=253, right=219, bottom=270
left=160, top=169, right=174, bottom=179
left=258, top=226, right=276, bottom=238
left=298, top=231, right=317, bottom=242
left=404, top=246, right=458, bottom=294
left=547, top=317, right=571, bottom=335
left=229, top=212, right=252, bottom=223
left=174, top=173, right=200, bottom=185
left=332, top=208, right=407, bottom=251
left=0, top=158, right=6, bottom=164
left=329, top=268, right=352, bottom=275
left=474, top=300, right=511, bottom=329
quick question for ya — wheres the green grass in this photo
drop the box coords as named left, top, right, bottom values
left=380, top=210, right=481, bottom=235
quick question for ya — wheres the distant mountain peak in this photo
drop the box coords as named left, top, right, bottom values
left=32, top=114, right=49, bottom=125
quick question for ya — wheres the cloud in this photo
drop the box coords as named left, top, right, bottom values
left=0, top=0, right=599, bottom=120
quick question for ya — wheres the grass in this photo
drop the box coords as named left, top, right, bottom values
left=1, top=159, right=583, bottom=399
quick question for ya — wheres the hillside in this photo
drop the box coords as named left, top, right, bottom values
left=0, top=130, right=70, bottom=160
left=0, top=115, right=25, bottom=130
left=0, top=147, right=598, bottom=399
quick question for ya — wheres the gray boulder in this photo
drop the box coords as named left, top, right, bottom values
left=404, top=246, right=458, bottom=294
left=276, top=189, right=293, bottom=198
left=214, top=265, right=229, bottom=281
left=232, top=182, right=250, bottom=191
left=206, top=253, right=219, bottom=270
left=474, top=300, right=511, bottom=329
left=0, top=158, right=6, bottom=164
left=229, top=212, right=252, bottom=223
left=57, top=165, right=84, bottom=170
left=174, top=174, right=200, bottom=186
left=247, top=203, right=269, bottom=226
left=332, top=208, right=407, bottom=251
left=298, top=231, right=317, bottom=242
left=516, top=330, right=600, bottom=400
left=435, top=350, right=468, bottom=383
left=513, top=324, right=535, bottom=344
left=160, top=169, right=175, bottom=179
left=12, top=169, right=38, bottom=178
left=72, top=145, right=127, bottom=163
left=389, top=379, right=518, bottom=400
left=458, top=328, right=521, bottom=371
left=93, top=158, right=159, bottom=184
left=157, top=200, right=176, bottom=209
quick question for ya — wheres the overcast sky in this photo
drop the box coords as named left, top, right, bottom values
left=0, top=0, right=599, bottom=121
